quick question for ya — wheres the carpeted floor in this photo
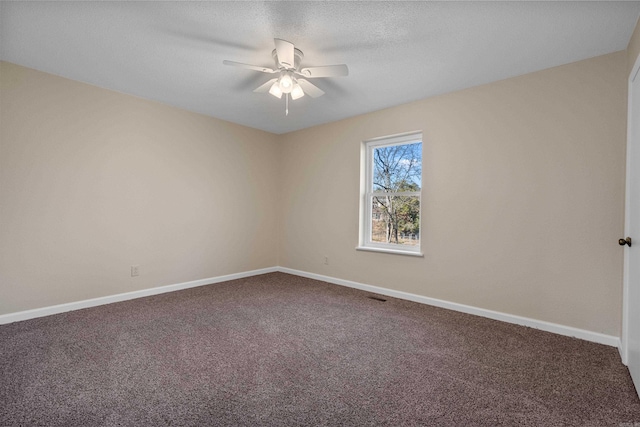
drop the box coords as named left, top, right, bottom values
left=1, top=272, right=639, bottom=426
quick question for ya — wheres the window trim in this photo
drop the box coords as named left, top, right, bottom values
left=358, top=131, right=424, bottom=256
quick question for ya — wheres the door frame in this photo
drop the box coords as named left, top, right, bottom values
left=622, top=53, right=640, bottom=366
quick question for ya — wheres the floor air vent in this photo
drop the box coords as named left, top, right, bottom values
left=368, top=296, right=387, bottom=302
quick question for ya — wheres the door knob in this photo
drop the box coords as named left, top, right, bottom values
left=619, top=237, right=632, bottom=247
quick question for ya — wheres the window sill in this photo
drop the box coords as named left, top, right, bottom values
left=356, top=246, right=424, bottom=257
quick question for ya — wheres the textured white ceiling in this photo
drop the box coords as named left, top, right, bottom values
left=1, top=2, right=639, bottom=134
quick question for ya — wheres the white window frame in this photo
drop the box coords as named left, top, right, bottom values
left=358, top=131, right=424, bottom=257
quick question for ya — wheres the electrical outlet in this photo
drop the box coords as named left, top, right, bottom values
left=324, top=256, right=329, bottom=265
left=131, top=265, right=139, bottom=277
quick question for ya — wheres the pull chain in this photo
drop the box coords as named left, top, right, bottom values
left=285, top=93, right=289, bottom=116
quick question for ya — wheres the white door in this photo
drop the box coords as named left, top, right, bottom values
left=623, top=55, right=640, bottom=398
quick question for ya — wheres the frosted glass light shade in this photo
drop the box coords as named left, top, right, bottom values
left=279, top=73, right=293, bottom=93
left=291, top=84, right=304, bottom=100
left=269, top=82, right=283, bottom=98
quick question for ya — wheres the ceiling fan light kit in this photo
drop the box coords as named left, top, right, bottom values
left=224, top=38, right=348, bottom=116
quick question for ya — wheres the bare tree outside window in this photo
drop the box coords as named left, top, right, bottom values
left=371, top=142, right=422, bottom=245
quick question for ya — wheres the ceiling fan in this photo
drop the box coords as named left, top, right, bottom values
left=223, top=38, right=348, bottom=115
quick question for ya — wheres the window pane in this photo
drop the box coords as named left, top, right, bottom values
left=372, top=142, right=422, bottom=192
left=370, top=195, right=420, bottom=246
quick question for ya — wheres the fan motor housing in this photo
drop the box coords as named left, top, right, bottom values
left=272, top=48, right=304, bottom=71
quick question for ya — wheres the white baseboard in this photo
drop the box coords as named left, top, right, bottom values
left=278, top=267, right=621, bottom=348
left=0, top=265, right=622, bottom=351
left=0, top=267, right=278, bottom=325
left=619, top=340, right=627, bottom=365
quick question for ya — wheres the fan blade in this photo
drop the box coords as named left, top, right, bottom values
left=274, top=38, right=295, bottom=69
left=253, top=78, right=278, bottom=93
left=223, top=60, right=276, bottom=73
left=297, top=79, right=325, bottom=98
left=300, top=64, right=349, bottom=78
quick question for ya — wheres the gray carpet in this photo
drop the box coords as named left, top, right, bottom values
left=1, top=272, right=639, bottom=426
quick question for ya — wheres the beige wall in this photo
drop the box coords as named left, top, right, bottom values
left=628, top=16, right=640, bottom=76
left=278, top=51, right=628, bottom=336
left=0, top=61, right=279, bottom=315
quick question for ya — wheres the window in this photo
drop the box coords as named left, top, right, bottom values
left=359, top=132, right=423, bottom=256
